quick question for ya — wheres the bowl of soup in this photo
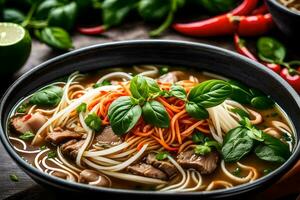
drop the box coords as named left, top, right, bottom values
left=0, top=40, right=299, bottom=199
left=266, top=0, right=300, bottom=39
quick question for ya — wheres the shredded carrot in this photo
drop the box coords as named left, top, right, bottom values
left=80, top=79, right=213, bottom=153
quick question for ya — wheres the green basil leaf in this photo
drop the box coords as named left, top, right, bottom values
left=188, top=80, right=232, bottom=108
left=76, top=103, right=87, bottom=113
left=222, top=127, right=254, bottom=162
left=145, top=77, right=161, bottom=93
left=108, top=96, right=142, bottom=135
left=19, top=131, right=35, bottom=140
left=185, top=102, right=208, bottom=120
left=230, top=108, right=250, bottom=119
left=38, top=27, right=73, bottom=50
left=138, top=0, right=170, bottom=21
left=156, top=151, right=169, bottom=160
left=35, top=0, right=64, bottom=20
left=102, top=0, right=139, bottom=27
left=257, top=37, right=286, bottom=63
left=130, top=75, right=149, bottom=99
left=255, top=145, right=286, bottom=163
left=48, top=2, right=77, bottom=31
left=251, top=96, right=274, bottom=110
left=29, top=85, right=63, bottom=107
left=3, top=8, right=25, bottom=23
left=85, top=113, right=102, bottom=132
left=170, top=84, right=187, bottom=100
left=142, top=100, right=169, bottom=128
left=255, top=132, right=291, bottom=163
left=228, top=80, right=253, bottom=104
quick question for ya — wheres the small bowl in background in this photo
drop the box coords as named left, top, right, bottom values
left=266, top=0, right=300, bottom=39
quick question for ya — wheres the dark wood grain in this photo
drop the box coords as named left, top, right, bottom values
left=0, top=21, right=299, bottom=200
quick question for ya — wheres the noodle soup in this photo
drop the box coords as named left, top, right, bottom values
left=278, top=0, right=300, bottom=12
left=7, top=66, right=295, bottom=192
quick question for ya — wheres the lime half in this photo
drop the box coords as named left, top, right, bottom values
left=0, top=22, right=31, bottom=74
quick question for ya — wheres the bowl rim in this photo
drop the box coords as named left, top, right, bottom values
left=1, top=39, right=300, bottom=197
left=267, top=0, right=300, bottom=17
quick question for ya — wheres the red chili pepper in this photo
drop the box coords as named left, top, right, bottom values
left=173, top=13, right=273, bottom=37
left=234, top=34, right=258, bottom=61
left=234, top=34, right=282, bottom=74
left=23, top=114, right=32, bottom=121
left=173, top=0, right=260, bottom=37
left=280, top=68, right=300, bottom=93
left=264, top=63, right=282, bottom=74
left=235, top=14, right=274, bottom=36
left=251, top=4, right=268, bottom=15
left=230, top=0, right=259, bottom=15
left=77, top=25, right=106, bottom=35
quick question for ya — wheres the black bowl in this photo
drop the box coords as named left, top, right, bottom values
left=0, top=40, right=299, bottom=199
left=266, top=0, right=300, bottom=39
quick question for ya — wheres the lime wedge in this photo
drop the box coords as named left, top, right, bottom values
left=0, top=22, right=31, bottom=74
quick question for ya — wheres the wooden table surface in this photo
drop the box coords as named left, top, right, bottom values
left=0, top=22, right=299, bottom=200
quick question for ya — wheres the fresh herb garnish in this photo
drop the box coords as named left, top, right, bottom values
left=108, top=96, right=142, bottom=135
left=19, top=131, right=35, bottom=141
left=93, top=80, right=111, bottom=88
left=158, top=66, right=169, bottom=75
left=229, top=80, right=274, bottom=110
left=76, top=103, right=87, bottom=113
left=156, top=151, right=169, bottom=161
left=194, top=144, right=211, bottom=156
left=169, top=84, right=187, bottom=100
left=232, top=167, right=241, bottom=177
left=84, top=113, right=102, bottom=132
left=194, top=141, right=220, bottom=156
left=222, top=117, right=291, bottom=163
left=192, top=131, right=206, bottom=144
left=230, top=108, right=250, bottom=119
left=263, top=168, right=272, bottom=175
left=9, top=174, right=19, bottom=182
left=29, top=85, right=63, bottom=107
left=40, top=145, right=47, bottom=150
left=142, top=101, right=169, bottom=128
left=47, top=151, right=57, bottom=159
left=17, top=103, right=28, bottom=113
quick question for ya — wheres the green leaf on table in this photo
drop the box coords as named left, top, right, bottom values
left=36, top=27, right=73, bottom=51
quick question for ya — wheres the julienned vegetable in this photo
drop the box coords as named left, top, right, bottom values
left=108, top=76, right=233, bottom=135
